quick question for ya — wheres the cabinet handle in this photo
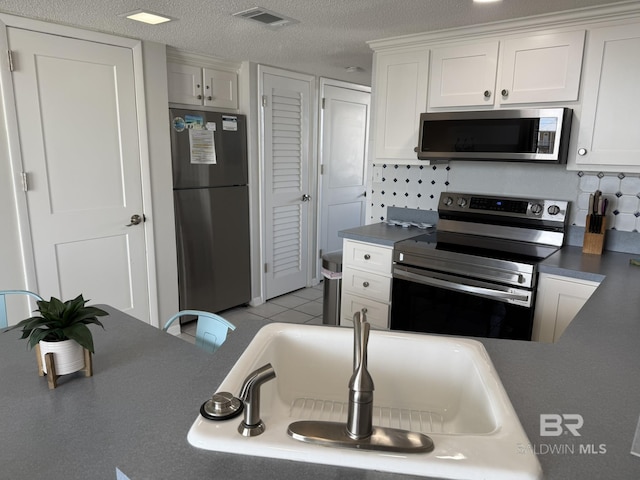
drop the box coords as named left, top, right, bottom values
left=197, top=95, right=202, bottom=100
left=578, top=148, right=588, bottom=156
left=483, top=90, right=491, bottom=98
left=364, top=254, right=371, bottom=260
left=501, top=89, right=509, bottom=97
left=207, top=96, right=212, bottom=101
left=362, top=281, right=370, bottom=288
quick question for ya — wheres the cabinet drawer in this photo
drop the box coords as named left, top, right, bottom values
left=340, top=292, right=389, bottom=330
left=342, top=266, right=391, bottom=301
left=343, top=240, right=392, bottom=275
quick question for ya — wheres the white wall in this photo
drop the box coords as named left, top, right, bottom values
left=141, top=41, right=179, bottom=326
left=0, top=20, right=37, bottom=320
left=0, top=94, right=24, bottom=295
left=238, top=61, right=264, bottom=306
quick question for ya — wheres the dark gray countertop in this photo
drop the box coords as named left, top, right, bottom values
left=2, top=244, right=640, bottom=479
left=339, top=222, right=428, bottom=246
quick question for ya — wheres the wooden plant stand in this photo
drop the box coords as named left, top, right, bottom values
left=35, top=343, right=93, bottom=389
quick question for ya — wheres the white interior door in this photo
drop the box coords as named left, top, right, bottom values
left=8, top=27, right=150, bottom=322
left=261, top=68, right=314, bottom=299
left=319, top=81, right=370, bottom=257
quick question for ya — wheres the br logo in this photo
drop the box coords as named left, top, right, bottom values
left=540, top=414, right=584, bottom=437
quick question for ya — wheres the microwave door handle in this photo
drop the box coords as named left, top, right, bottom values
left=394, top=269, right=530, bottom=303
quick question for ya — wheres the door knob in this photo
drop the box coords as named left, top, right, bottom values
left=125, top=214, right=144, bottom=227
left=301, top=194, right=311, bottom=202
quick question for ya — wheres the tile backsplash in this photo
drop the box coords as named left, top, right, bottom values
left=370, top=164, right=451, bottom=221
left=370, top=164, right=640, bottom=233
left=574, top=172, right=640, bottom=232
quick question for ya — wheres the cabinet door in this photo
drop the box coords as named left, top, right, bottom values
left=340, top=292, right=389, bottom=330
left=342, top=240, right=392, bottom=275
left=575, top=23, right=640, bottom=169
left=342, top=266, right=392, bottom=302
left=532, top=274, right=598, bottom=343
left=428, top=42, right=498, bottom=108
left=373, top=48, right=429, bottom=159
left=499, top=31, right=585, bottom=104
left=167, top=62, right=203, bottom=106
left=203, top=68, right=238, bottom=109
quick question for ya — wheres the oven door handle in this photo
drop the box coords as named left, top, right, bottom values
left=394, top=268, right=531, bottom=305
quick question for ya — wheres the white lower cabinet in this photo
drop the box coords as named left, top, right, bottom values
left=532, top=273, right=599, bottom=343
left=340, top=292, right=390, bottom=330
left=340, top=239, right=392, bottom=330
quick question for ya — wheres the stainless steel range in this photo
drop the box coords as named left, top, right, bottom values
left=391, top=192, right=569, bottom=340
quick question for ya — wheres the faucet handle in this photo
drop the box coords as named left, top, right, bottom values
left=352, top=309, right=368, bottom=370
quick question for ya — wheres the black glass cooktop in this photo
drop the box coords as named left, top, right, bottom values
left=396, top=232, right=559, bottom=264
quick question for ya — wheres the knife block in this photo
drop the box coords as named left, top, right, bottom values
left=583, top=215, right=606, bottom=255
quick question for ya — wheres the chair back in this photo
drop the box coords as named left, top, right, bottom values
left=162, top=310, right=236, bottom=353
left=0, top=290, right=44, bottom=329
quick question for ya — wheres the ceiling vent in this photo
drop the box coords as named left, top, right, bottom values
left=232, top=7, right=299, bottom=29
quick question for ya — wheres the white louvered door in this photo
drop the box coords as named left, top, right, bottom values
left=261, top=69, right=314, bottom=299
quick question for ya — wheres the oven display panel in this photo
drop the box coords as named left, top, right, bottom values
left=470, top=197, right=529, bottom=214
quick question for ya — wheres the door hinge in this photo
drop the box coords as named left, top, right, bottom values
left=7, top=50, right=14, bottom=72
left=264, top=263, right=268, bottom=273
left=21, top=172, right=28, bottom=192
left=319, top=249, right=323, bottom=259
left=321, top=97, right=325, bottom=109
left=320, top=164, right=324, bottom=175
left=262, top=95, right=268, bottom=107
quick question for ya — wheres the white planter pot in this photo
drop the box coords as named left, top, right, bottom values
left=39, top=339, right=85, bottom=375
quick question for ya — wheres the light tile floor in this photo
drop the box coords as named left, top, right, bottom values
left=178, top=284, right=324, bottom=344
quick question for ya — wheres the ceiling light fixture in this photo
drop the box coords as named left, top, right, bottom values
left=473, top=0, right=502, bottom=3
left=120, top=9, right=174, bottom=25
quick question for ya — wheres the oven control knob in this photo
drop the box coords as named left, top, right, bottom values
left=530, top=203, right=543, bottom=215
left=443, top=196, right=454, bottom=206
left=456, top=197, right=468, bottom=207
left=547, top=204, right=561, bottom=215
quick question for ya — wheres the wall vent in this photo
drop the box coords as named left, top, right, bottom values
left=232, top=7, right=299, bottom=28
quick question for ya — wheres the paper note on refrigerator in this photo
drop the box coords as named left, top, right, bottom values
left=189, top=128, right=217, bottom=164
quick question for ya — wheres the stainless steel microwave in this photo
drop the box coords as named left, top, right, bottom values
left=416, top=108, right=573, bottom=164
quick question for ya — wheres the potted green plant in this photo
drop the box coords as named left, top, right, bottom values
left=6, top=294, right=107, bottom=375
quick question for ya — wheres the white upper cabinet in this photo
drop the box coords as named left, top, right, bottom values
left=373, top=47, right=429, bottom=159
left=428, top=42, right=498, bottom=108
left=499, top=31, right=585, bottom=104
left=428, top=31, right=585, bottom=109
left=167, top=62, right=238, bottom=110
left=202, top=68, right=238, bottom=110
left=573, top=22, right=640, bottom=171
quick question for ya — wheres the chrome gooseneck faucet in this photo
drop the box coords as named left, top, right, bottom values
left=238, top=363, right=276, bottom=437
left=287, top=309, right=434, bottom=453
left=346, top=310, right=374, bottom=440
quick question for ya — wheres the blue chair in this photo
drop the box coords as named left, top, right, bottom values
left=162, top=310, right=236, bottom=353
left=0, top=290, right=44, bottom=329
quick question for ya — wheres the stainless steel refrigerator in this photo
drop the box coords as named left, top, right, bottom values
left=170, top=108, right=251, bottom=314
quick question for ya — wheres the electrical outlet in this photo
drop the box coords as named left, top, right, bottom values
left=373, top=165, right=383, bottom=183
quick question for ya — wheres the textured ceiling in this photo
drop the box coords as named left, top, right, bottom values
left=0, top=0, right=632, bottom=85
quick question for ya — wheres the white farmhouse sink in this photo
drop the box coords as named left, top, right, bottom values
left=188, top=323, right=542, bottom=479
